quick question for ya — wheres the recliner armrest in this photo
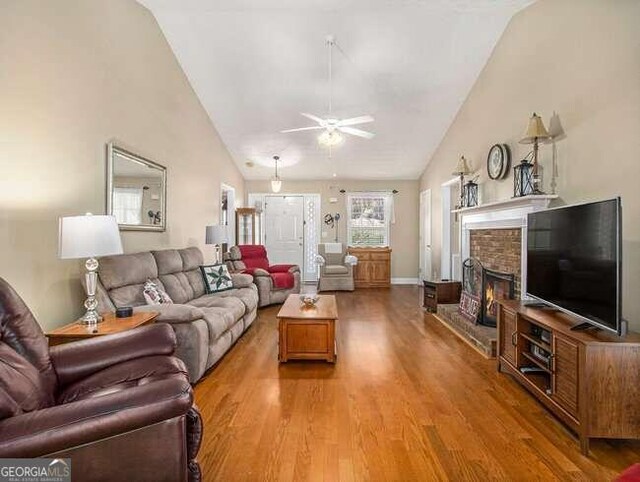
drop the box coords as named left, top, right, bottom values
left=244, top=267, right=270, bottom=277
left=231, top=273, right=253, bottom=288
left=269, top=264, right=299, bottom=274
left=50, top=324, right=176, bottom=387
left=0, top=377, right=192, bottom=458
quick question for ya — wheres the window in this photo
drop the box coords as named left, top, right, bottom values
left=113, top=187, right=143, bottom=224
left=347, top=193, right=392, bottom=247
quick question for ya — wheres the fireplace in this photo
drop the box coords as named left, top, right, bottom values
left=481, top=268, right=515, bottom=327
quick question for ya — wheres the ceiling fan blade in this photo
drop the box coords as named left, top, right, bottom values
left=281, top=125, right=325, bottom=133
left=339, top=126, right=375, bottom=139
left=337, top=115, right=374, bottom=127
left=300, top=113, right=326, bottom=126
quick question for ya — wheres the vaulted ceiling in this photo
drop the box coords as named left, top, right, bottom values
left=138, top=0, right=532, bottom=180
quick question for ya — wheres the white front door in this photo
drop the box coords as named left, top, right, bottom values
left=419, top=189, right=432, bottom=281
left=264, top=195, right=305, bottom=268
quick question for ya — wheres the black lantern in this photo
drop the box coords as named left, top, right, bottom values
left=513, top=159, right=534, bottom=197
left=463, top=179, right=478, bottom=207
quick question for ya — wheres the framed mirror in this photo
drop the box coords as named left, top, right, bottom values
left=107, top=142, right=167, bottom=232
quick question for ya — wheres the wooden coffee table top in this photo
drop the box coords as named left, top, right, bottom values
left=277, top=294, right=338, bottom=320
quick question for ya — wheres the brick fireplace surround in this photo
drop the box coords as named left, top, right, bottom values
left=470, top=228, right=522, bottom=297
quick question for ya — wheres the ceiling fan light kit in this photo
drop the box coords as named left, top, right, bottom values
left=280, top=36, right=375, bottom=147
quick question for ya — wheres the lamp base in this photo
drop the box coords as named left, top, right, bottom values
left=80, top=257, right=103, bottom=325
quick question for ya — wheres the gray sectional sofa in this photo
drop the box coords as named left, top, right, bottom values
left=94, top=247, right=258, bottom=383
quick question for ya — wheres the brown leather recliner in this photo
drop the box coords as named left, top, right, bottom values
left=0, top=277, right=202, bottom=482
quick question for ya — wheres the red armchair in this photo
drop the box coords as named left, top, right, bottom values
left=225, top=245, right=301, bottom=307
left=0, top=277, right=202, bottom=482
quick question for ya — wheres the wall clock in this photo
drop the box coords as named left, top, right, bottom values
left=487, top=143, right=511, bottom=180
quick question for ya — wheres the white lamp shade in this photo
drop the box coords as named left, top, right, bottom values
left=58, top=214, right=123, bottom=259
left=205, top=225, right=229, bottom=244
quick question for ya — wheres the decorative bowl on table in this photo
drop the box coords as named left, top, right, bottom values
left=299, top=294, right=319, bottom=308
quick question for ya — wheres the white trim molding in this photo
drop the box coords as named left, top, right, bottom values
left=391, top=278, right=420, bottom=285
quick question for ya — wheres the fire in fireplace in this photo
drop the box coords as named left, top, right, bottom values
left=481, top=268, right=515, bottom=327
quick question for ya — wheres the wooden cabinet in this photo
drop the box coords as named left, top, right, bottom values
left=422, top=280, right=462, bottom=312
left=497, top=300, right=640, bottom=455
left=235, top=207, right=258, bottom=245
left=348, top=247, right=391, bottom=288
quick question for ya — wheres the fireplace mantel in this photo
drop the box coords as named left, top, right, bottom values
left=452, top=194, right=558, bottom=214
left=456, top=194, right=558, bottom=299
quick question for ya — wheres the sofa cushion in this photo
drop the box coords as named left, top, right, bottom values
left=213, top=287, right=259, bottom=314
left=199, top=307, right=237, bottom=341
left=188, top=296, right=245, bottom=321
left=270, top=272, right=295, bottom=290
left=109, top=280, right=164, bottom=308
left=230, top=273, right=253, bottom=288
left=134, top=304, right=204, bottom=324
left=180, top=248, right=203, bottom=271
left=325, top=265, right=349, bottom=275
left=99, top=252, right=158, bottom=291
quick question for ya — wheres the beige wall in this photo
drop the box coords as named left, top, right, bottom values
left=245, top=179, right=420, bottom=280
left=419, top=0, right=640, bottom=329
left=0, top=0, right=245, bottom=330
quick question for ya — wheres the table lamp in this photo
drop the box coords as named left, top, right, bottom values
left=452, top=156, right=473, bottom=209
left=205, top=225, right=229, bottom=264
left=59, top=214, right=123, bottom=324
left=519, top=112, right=550, bottom=194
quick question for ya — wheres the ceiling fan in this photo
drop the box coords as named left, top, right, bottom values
left=281, top=36, right=375, bottom=146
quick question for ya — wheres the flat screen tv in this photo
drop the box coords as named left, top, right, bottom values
left=526, top=198, right=623, bottom=335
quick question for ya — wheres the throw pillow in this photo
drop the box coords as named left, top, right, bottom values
left=143, top=280, right=173, bottom=305
left=458, top=290, right=481, bottom=323
left=200, top=264, right=234, bottom=294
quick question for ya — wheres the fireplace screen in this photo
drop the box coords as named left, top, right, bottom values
left=481, top=268, right=515, bottom=327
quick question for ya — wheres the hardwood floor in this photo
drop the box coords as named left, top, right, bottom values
left=194, top=286, right=639, bottom=481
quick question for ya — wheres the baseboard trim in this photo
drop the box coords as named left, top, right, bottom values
left=391, top=278, right=420, bottom=285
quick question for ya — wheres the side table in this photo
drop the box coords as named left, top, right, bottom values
left=423, top=280, right=462, bottom=312
left=47, top=311, right=158, bottom=346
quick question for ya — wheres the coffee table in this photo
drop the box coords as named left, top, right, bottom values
left=277, top=294, right=338, bottom=363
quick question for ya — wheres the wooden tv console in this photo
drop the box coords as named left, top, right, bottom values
left=497, top=300, right=640, bottom=455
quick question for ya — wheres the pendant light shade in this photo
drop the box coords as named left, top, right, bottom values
left=271, top=155, right=282, bottom=193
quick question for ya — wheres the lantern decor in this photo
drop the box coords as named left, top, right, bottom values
left=452, top=156, right=473, bottom=209
left=513, top=159, right=534, bottom=197
left=463, top=178, right=479, bottom=208
left=519, top=113, right=550, bottom=194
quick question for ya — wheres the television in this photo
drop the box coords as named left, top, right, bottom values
left=526, top=198, right=623, bottom=335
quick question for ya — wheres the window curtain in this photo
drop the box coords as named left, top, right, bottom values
left=113, top=187, right=143, bottom=224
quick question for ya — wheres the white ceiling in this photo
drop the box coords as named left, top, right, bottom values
left=138, top=0, right=532, bottom=180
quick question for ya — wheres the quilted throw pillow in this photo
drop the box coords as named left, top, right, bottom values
left=458, top=290, right=481, bottom=323
left=200, top=264, right=234, bottom=294
left=143, top=280, right=173, bottom=305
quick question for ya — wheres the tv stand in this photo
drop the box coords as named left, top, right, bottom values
left=570, top=321, right=601, bottom=332
left=497, top=300, right=640, bottom=456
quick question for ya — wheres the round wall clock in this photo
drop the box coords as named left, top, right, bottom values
left=487, top=144, right=511, bottom=180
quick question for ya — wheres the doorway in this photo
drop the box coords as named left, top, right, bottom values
left=264, top=195, right=305, bottom=269
left=221, top=183, right=236, bottom=250
left=419, top=189, right=432, bottom=281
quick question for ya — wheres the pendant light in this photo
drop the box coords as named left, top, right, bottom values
left=271, top=155, right=282, bottom=193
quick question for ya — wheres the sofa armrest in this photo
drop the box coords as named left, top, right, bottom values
left=244, top=267, right=270, bottom=277
left=50, top=324, right=176, bottom=387
left=0, top=377, right=192, bottom=458
left=231, top=273, right=253, bottom=288
left=269, top=264, right=299, bottom=273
